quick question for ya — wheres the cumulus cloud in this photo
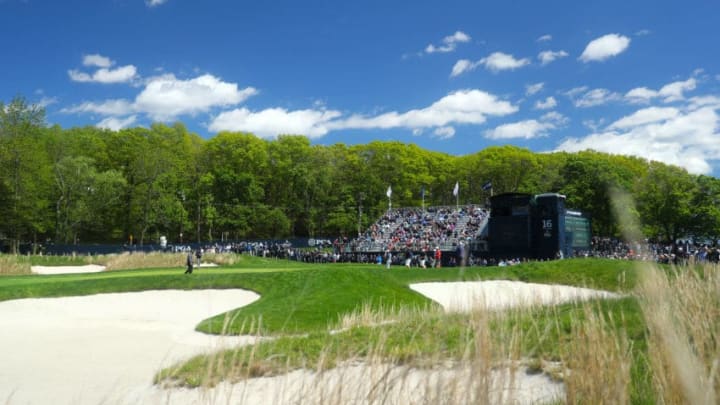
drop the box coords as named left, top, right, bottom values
left=526, top=82, right=544, bottom=96
left=96, top=115, right=137, bottom=131
left=330, top=89, right=517, bottom=131
left=541, top=111, right=568, bottom=125
left=658, top=78, right=697, bottom=102
left=479, top=52, right=531, bottom=72
left=534, top=96, right=557, bottom=110
left=538, top=50, right=569, bottom=65
left=83, top=54, right=113, bottom=68
left=62, top=99, right=135, bottom=116
left=209, top=108, right=341, bottom=138
left=69, top=65, right=138, bottom=84
left=625, top=78, right=697, bottom=103
left=64, top=73, right=257, bottom=122
left=135, top=74, right=257, bottom=120
left=433, top=126, right=456, bottom=139
left=566, top=87, right=621, bottom=107
left=69, top=54, right=138, bottom=84
left=537, top=34, right=552, bottom=42
left=451, top=52, right=530, bottom=76
left=555, top=107, right=720, bottom=174
left=579, top=33, right=631, bottom=62
left=608, top=107, right=680, bottom=130
left=450, top=59, right=474, bottom=77
left=425, top=31, right=471, bottom=54
left=485, top=119, right=555, bottom=140
left=210, top=89, right=516, bottom=138
left=484, top=111, right=563, bottom=140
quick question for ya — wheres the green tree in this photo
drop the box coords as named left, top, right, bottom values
left=0, top=97, right=52, bottom=252
left=636, top=162, right=697, bottom=242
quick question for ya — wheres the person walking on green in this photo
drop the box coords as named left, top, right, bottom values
left=184, top=251, right=194, bottom=274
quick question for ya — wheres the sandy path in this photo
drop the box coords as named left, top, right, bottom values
left=0, top=289, right=259, bottom=405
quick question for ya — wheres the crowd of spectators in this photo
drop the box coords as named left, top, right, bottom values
left=348, top=205, right=489, bottom=253
left=576, top=236, right=720, bottom=264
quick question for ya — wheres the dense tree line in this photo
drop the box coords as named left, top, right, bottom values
left=2, top=96, right=719, bottom=252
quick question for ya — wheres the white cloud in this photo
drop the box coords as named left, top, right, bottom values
left=625, top=78, right=697, bottom=103
left=330, top=89, right=517, bottom=131
left=485, top=119, right=554, bottom=140
left=62, top=99, right=135, bottom=116
left=37, top=96, right=58, bottom=108
left=69, top=65, right=138, bottom=84
left=541, top=111, right=568, bottom=125
left=567, top=87, right=621, bottom=108
left=433, top=126, right=456, bottom=139
left=64, top=74, right=257, bottom=121
left=485, top=111, right=562, bottom=140
left=451, top=52, right=530, bottom=76
left=209, top=107, right=341, bottom=138
left=479, top=52, right=530, bottom=72
left=450, top=59, right=474, bottom=77
left=688, top=95, right=720, bottom=110
left=135, top=74, right=258, bottom=120
left=625, top=87, right=658, bottom=103
left=582, top=119, right=606, bottom=132
left=537, top=34, right=552, bottom=42
left=658, top=78, right=697, bottom=102
left=96, top=115, right=137, bottom=131
left=565, top=86, right=588, bottom=98
left=635, top=29, right=651, bottom=36
left=534, top=96, right=557, bottom=110
left=146, top=0, right=168, bottom=7
left=538, top=50, right=569, bottom=65
left=83, top=54, right=113, bottom=68
left=579, top=33, right=631, bottom=62
left=608, top=107, right=680, bottom=129
left=526, top=82, right=544, bottom=96
left=425, top=31, right=471, bottom=54
left=556, top=107, right=720, bottom=174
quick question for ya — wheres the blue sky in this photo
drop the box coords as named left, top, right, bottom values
left=2, top=0, right=720, bottom=175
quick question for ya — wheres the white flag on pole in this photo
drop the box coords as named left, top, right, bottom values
left=453, top=182, right=459, bottom=197
left=386, top=186, right=392, bottom=198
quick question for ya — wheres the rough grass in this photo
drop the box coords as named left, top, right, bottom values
left=0, top=255, right=32, bottom=275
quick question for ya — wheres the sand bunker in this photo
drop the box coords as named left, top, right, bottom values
left=31, top=264, right=107, bottom=275
left=0, top=280, right=617, bottom=404
left=0, top=289, right=259, bottom=405
left=139, top=361, right=564, bottom=404
left=410, top=280, right=620, bottom=312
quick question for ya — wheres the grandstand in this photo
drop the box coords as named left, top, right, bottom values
left=349, top=205, right=489, bottom=253
left=348, top=193, right=590, bottom=261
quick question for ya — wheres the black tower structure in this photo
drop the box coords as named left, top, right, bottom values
left=488, top=192, right=589, bottom=259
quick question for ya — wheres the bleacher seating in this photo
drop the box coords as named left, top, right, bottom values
left=349, top=205, right=489, bottom=253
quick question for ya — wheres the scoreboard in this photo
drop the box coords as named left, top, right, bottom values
left=565, top=212, right=590, bottom=249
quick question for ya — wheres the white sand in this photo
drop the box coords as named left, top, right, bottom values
left=410, top=280, right=620, bottom=312
left=31, top=264, right=107, bottom=275
left=0, top=280, right=615, bottom=404
left=0, top=289, right=260, bottom=405
left=138, top=361, right=564, bottom=404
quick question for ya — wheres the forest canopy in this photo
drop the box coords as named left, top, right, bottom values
left=2, top=96, right=719, bottom=252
